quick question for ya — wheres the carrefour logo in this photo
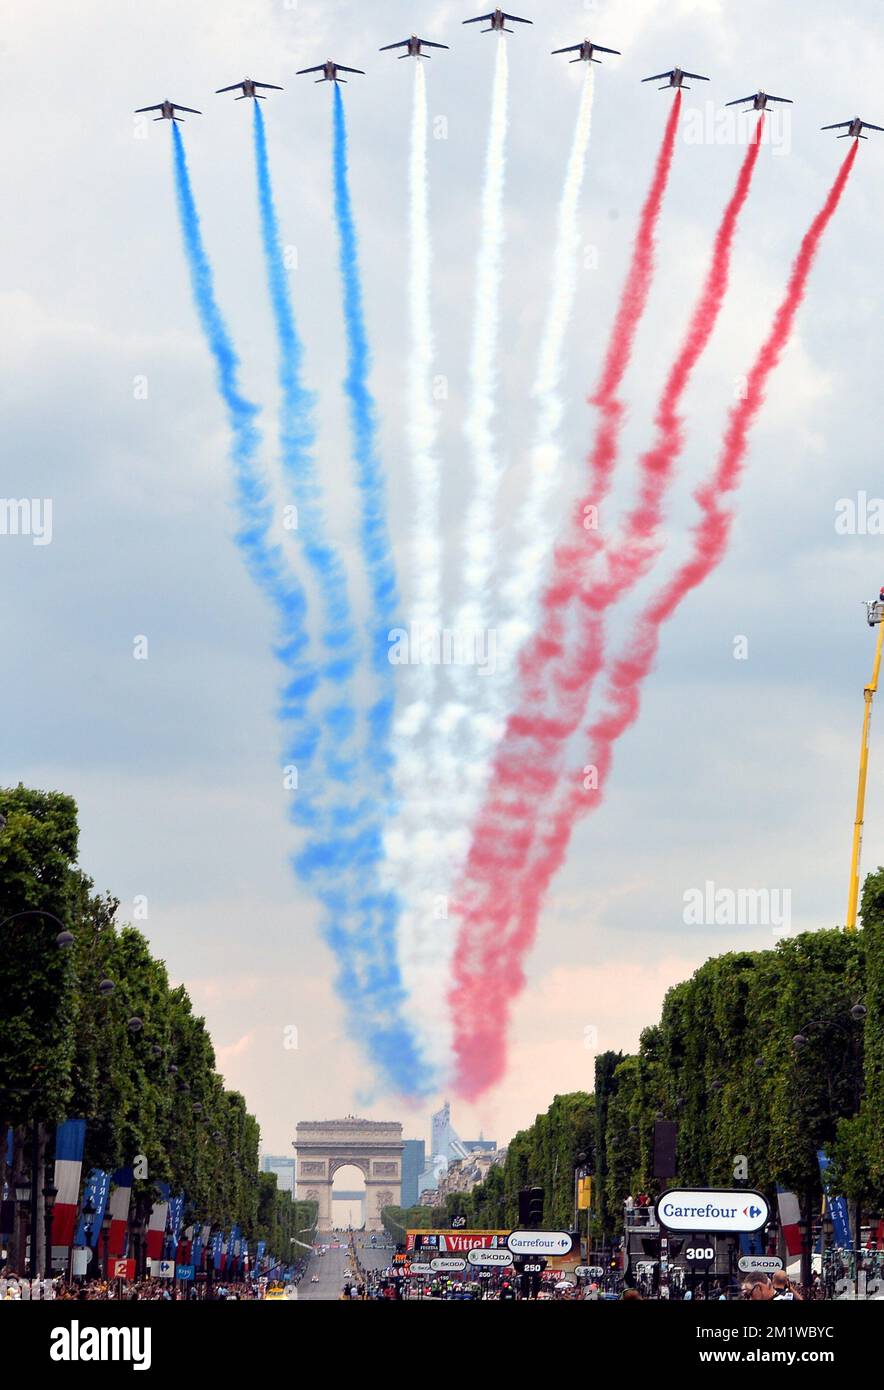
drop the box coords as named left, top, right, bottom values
left=507, top=1231, right=574, bottom=1256
left=656, top=1189, right=770, bottom=1233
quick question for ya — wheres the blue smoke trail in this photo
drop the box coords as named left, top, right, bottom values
left=332, top=86, right=400, bottom=761
left=252, top=103, right=357, bottom=715
left=172, top=122, right=430, bottom=1094
left=251, top=106, right=429, bottom=1090
left=320, top=91, right=432, bottom=1091
left=171, top=124, right=319, bottom=786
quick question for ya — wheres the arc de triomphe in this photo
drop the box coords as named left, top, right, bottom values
left=294, top=1117, right=403, bottom=1231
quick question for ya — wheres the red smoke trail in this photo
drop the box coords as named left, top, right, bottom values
left=524, top=90, right=683, bottom=707
left=451, top=139, right=858, bottom=1099
left=444, top=97, right=685, bottom=933
left=447, top=115, right=762, bottom=1068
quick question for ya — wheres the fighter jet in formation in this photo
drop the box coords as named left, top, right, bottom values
left=296, top=60, right=365, bottom=84
left=551, top=38, right=621, bottom=65
left=463, top=10, right=533, bottom=34
left=642, top=67, right=709, bottom=91
left=379, top=35, right=450, bottom=60
left=134, top=99, right=201, bottom=122
left=726, top=91, right=792, bottom=111
left=215, top=78, right=283, bottom=101
left=821, top=116, right=884, bottom=139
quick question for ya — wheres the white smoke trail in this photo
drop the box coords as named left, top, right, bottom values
left=383, top=60, right=448, bottom=1069
left=395, top=61, right=598, bottom=1078
left=455, top=34, right=510, bottom=653
left=388, top=39, right=513, bottom=1077
left=500, top=65, right=595, bottom=654
left=406, top=61, right=441, bottom=652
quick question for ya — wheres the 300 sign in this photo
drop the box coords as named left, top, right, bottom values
left=685, top=1245, right=715, bottom=1264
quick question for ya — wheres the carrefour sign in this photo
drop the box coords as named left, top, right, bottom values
left=656, top=1189, right=770, bottom=1234
left=507, top=1231, right=574, bottom=1256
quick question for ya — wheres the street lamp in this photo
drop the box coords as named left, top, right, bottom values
left=130, top=1215, right=145, bottom=1280
left=81, top=1198, right=96, bottom=1275
left=789, top=1001, right=867, bottom=1282
left=0, top=910, right=74, bottom=947
left=42, top=1181, right=57, bottom=1281
left=14, top=1173, right=30, bottom=1276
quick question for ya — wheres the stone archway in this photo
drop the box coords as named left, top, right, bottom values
left=294, top=1117, right=403, bottom=1232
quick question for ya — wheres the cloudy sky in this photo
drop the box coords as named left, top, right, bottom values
left=3, top=0, right=883, bottom=1161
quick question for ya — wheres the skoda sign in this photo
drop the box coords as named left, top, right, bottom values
left=738, top=1255, right=783, bottom=1274
left=656, top=1188, right=770, bottom=1234
left=467, top=1248, right=514, bottom=1268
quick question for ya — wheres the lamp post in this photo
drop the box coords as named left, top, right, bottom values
left=0, top=908, right=74, bottom=947
left=574, top=1150, right=588, bottom=1259
left=42, top=1181, right=57, bottom=1283
left=1, top=912, right=73, bottom=1282
left=14, top=1172, right=30, bottom=1276
left=130, top=1215, right=145, bottom=1280
left=102, top=1210, right=112, bottom=1280
left=791, top=1001, right=867, bottom=1289
left=207, top=1226, right=219, bottom=1299
left=80, top=1198, right=96, bottom=1282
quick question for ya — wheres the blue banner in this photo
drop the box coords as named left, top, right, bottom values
left=168, top=1194, right=185, bottom=1252
left=817, top=1151, right=853, bottom=1249
left=176, top=1264, right=195, bottom=1281
left=739, top=1231, right=765, bottom=1256
left=73, top=1169, right=110, bottom=1248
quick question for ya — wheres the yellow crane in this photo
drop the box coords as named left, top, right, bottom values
left=846, top=596, right=884, bottom=931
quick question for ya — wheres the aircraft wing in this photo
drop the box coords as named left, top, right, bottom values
left=421, top=40, right=450, bottom=49
left=593, top=44, right=621, bottom=55
left=642, top=71, right=674, bottom=82
left=134, top=104, right=164, bottom=112
left=215, top=83, right=244, bottom=93
left=821, top=121, right=851, bottom=130
left=724, top=95, right=756, bottom=106
left=379, top=39, right=409, bottom=51
left=863, top=121, right=884, bottom=131
left=503, top=13, right=533, bottom=22
left=172, top=104, right=201, bottom=113
left=682, top=71, right=710, bottom=80
left=551, top=44, right=582, bottom=54
left=336, top=65, right=365, bottom=74
left=254, top=82, right=283, bottom=90
left=766, top=95, right=793, bottom=103
left=463, top=14, right=495, bottom=23
left=297, top=65, right=325, bottom=75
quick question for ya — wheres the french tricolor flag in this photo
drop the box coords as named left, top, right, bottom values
left=107, top=1167, right=133, bottom=1259
left=776, top=1186, right=803, bottom=1257
left=50, top=1119, right=86, bottom=1254
left=146, top=1199, right=169, bottom=1262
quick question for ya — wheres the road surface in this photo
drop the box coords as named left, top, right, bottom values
left=298, top=1233, right=394, bottom=1301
